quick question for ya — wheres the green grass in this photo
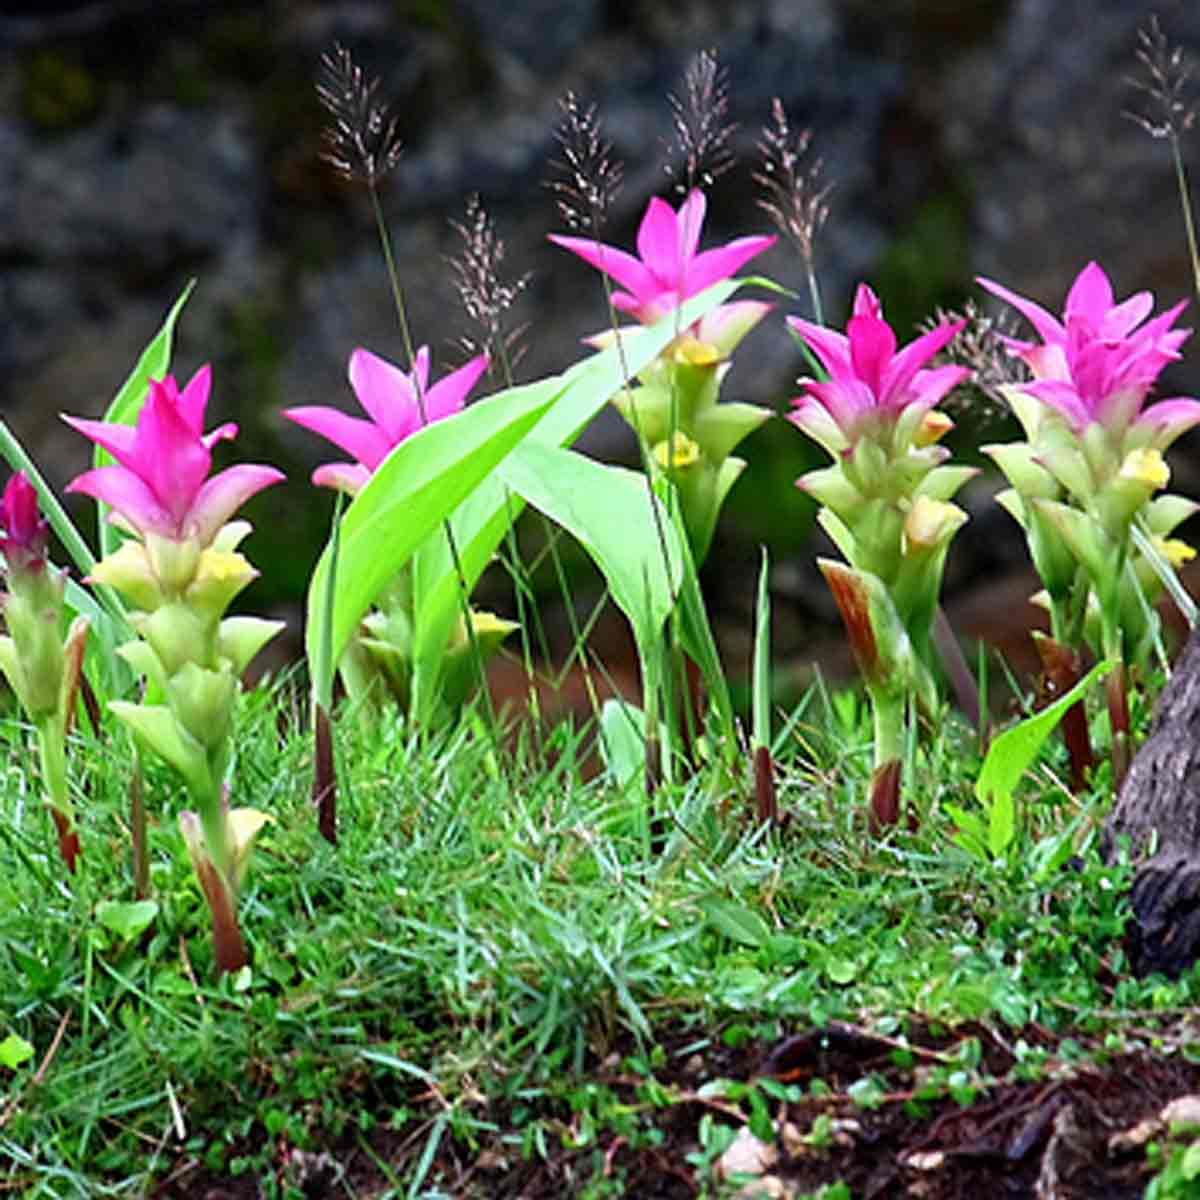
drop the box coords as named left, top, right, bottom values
left=0, top=662, right=1196, bottom=1197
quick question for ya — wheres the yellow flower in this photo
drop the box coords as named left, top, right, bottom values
left=668, top=335, right=722, bottom=366
left=1119, top=447, right=1170, bottom=490
left=1155, top=536, right=1196, bottom=568
left=652, top=432, right=702, bottom=470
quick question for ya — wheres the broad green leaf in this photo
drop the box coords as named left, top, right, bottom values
left=498, top=443, right=682, bottom=649
left=975, top=658, right=1114, bottom=814
left=701, top=898, right=771, bottom=949
left=312, top=491, right=344, bottom=721
left=96, top=899, right=159, bottom=943
left=598, top=698, right=648, bottom=789
left=409, top=476, right=512, bottom=721
left=304, top=380, right=558, bottom=708
left=0, top=1033, right=34, bottom=1070
left=988, top=786, right=1016, bottom=858
left=752, top=546, right=771, bottom=751
left=95, top=281, right=196, bottom=559
left=407, top=280, right=741, bottom=721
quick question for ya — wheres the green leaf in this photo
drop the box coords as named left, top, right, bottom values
left=674, top=539, right=736, bottom=756
left=988, top=785, right=1016, bottom=859
left=752, top=546, right=771, bottom=751
left=0, top=1033, right=34, bottom=1070
left=1133, top=520, right=1197, bottom=629
left=825, top=957, right=858, bottom=985
left=406, top=280, right=741, bottom=722
left=975, top=659, right=1114, bottom=817
left=701, top=898, right=771, bottom=949
left=303, top=380, right=558, bottom=709
left=1182, top=1139, right=1200, bottom=1180
left=96, top=899, right=159, bottom=943
left=95, top=281, right=196, bottom=559
left=598, top=699, right=649, bottom=789
left=108, top=700, right=211, bottom=796
left=498, top=443, right=682, bottom=650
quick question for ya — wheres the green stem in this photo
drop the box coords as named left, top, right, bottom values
left=1171, top=136, right=1200, bottom=303
left=369, top=187, right=418, bottom=376
left=130, top=756, right=149, bottom=899
left=35, top=713, right=77, bottom=873
left=198, top=777, right=231, bottom=884
left=867, top=684, right=905, bottom=831
left=805, top=263, right=824, bottom=326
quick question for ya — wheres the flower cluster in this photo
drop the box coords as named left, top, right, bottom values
left=787, top=285, right=975, bottom=825
left=65, top=367, right=285, bottom=971
left=553, top=188, right=777, bottom=561
left=285, top=344, right=515, bottom=716
left=0, top=472, right=89, bottom=871
left=979, top=262, right=1200, bottom=782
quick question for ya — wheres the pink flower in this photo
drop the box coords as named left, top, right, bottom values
left=284, top=346, right=489, bottom=494
left=0, top=472, right=49, bottom=575
left=978, top=261, right=1200, bottom=444
left=787, top=284, right=968, bottom=449
left=549, top=189, right=775, bottom=324
left=64, top=366, right=285, bottom=545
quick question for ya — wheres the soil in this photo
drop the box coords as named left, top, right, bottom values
left=150, top=1019, right=1200, bottom=1199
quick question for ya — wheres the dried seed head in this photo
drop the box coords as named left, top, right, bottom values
left=315, top=43, right=404, bottom=188
left=923, top=299, right=1027, bottom=427
left=663, top=48, right=737, bottom=194
left=753, top=97, right=833, bottom=270
left=545, top=91, right=624, bottom=234
left=1126, top=15, right=1197, bottom=142
left=447, top=195, right=531, bottom=372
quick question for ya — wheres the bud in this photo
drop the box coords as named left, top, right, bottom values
left=0, top=472, right=49, bottom=575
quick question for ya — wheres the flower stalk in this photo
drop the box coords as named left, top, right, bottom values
left=65, top=366, right=284, bottom=971
left=790, top=287, right=974, bottom=827
left=0, top=472, right=90, bottom=872
left=980, top=261, right=1200, bottom=785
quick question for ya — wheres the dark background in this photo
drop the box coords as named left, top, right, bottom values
left=2, top=0, right=1198, bottom=689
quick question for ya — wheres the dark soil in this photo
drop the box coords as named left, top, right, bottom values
left=148, top=1018, right=1200, bottom=1199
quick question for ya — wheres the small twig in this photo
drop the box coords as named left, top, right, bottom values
left=178, top=935, right=205, bottom=1008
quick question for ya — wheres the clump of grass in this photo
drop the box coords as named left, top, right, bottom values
left=0, top=665, right=1191, bottom=1193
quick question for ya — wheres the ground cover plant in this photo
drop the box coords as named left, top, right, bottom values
left=6, top=21, right=1200, bottom=1200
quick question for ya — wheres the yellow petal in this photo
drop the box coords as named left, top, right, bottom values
left=227, top=807, right=273, bottom=890
left=915, top=409, right=954, bottom=447
left=903, top=495, right=966, bottom=550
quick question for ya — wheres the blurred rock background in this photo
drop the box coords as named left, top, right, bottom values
left=1, top=0, right=1198, bottom=693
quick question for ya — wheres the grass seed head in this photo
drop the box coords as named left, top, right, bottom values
left=664, top=47, right=737, bottom=194
left=1126, top=15, right=1197, bottom=143
left=315, top=42, right=404, bottom=188
left=545, top=91, right=624, bottom=234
